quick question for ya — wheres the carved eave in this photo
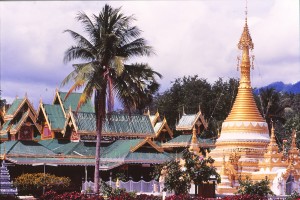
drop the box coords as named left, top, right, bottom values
left=4, top=97, right=37, bottom=121
left=38, top=103, right=53, bottom=132
left=10, top=109, right=41, bottom=135
left=149, top=111, right=160, bottom=126
left=130, top=137, right=164, bottom=153
left=154, top=117, right=173, bottom=139
left=62, top=111, right=78, bottom=136
left=52, top=90, right=67, bottom=117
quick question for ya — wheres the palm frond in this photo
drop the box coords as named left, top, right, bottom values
left=63, top=46, right=95, bottom=64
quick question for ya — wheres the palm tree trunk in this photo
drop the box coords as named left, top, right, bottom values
left=94, top=88, right=106, bottom=194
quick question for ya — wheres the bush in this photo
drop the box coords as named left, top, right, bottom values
left=135, top=194, right=161, bottom=200
left=0, top=194, right=19, bottom=200
left=40, top=190, right=104, bottom=200
left=14, top=173, right=71, bottom=195
left=221, top=194, right=268, bottom=200
left=237, top=176, right=274, bottom=197
left=165, top=194, right=207, bottom=200
left=286, top=191, right=300, bottom=200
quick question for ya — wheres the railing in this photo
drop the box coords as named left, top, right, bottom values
left=82, top=180, right=161, bottom=194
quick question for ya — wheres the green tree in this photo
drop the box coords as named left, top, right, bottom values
left=154, top=150, right=220, bottom=195
left=62, top=5, right=161, bottom=193
left=255, top=88, right=287, bottom=133
left=237, top=176, right=274, bottom=197
left=153, top=76, right=239, bottom=137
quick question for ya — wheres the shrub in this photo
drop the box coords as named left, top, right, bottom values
left=40, top=190, right=104, bottom=200
left=237, top=176, right=274, bottom=197
left=165, top=194, right=206, bottom=200
left=0, top=194, right=19, bottom=200
left=14, top=173, right=71, bottom=195
left=221, top=194, right=268, bottom=200
left=286, top=191, right=300, bottom=200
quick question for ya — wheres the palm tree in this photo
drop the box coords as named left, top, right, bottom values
left=62, top=4, right=161, bottom=193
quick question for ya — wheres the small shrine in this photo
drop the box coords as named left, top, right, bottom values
left=0, top=160, right=18, bottom=195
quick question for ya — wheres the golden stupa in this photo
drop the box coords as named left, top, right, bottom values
left=209, top=9, right=300, bottom=195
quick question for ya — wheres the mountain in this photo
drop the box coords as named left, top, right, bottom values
left=254, top=81, right=300, bottom=94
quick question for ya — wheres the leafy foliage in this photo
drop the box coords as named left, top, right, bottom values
left=286, top=191, right=300, bottom=200
left=0, top=194, right=19, bottom=200
left=154, top=150, right=220, bottom=195
left=40, top=190, right=104, bottom=200
left=13, top=173, right=70, bottom=194
left=221, top=194, right=268, bottom=200
left=153, top=76, right=238, bottom=137
left=237, top=176, right=274, bottom=197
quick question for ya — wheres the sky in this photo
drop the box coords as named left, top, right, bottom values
left=0, top=0, right=299, bottom=108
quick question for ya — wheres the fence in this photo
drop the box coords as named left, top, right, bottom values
left=82, top=180, right=161, bottom=194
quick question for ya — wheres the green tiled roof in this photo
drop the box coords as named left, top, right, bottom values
left=74, top=112, right=96, bottom=132
left=8, top=141, right=56, bottom=155
left=59, top=92, right=94, bottom=113
left=6, top=157, right=96, bottom=166
left=39, top=139, right=75, bottom=153
left=0, top=133, right=8, bottom=139
left=10, top=110, right=29, bottom=131
left=198, top=138, right=215, bottom=145
left=44, top=104, right=65, bottom=130
left=165, top=134, right=192, bottom=144
left=1, top=120, right=11, bottom=132
left=0, top=141, right=18, bottom=153
left=125, top=152, right=172, bottom=163
left=102, top=139, right=142, bottom=160
left=70, top=142, right=101, bottom=156
left=176, top=114, right=197, bottom=129
left=74, top=113, right=155, bottom=135
left=6, top=99, right=24, bottom=116
left=103, top=115, right=154, bottom=134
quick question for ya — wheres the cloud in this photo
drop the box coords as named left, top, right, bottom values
left=0, top=0, right=299, bottom=107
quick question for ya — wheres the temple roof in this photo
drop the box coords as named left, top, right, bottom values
left=6, top=99, right=24, bottom=116
left=176, top=111, right=207, bottom=131
left=56, top=91, right=94, bottom=113
left=69, top=112, right=155, bottom=136
left=43, top=104, right=66, bottom=130
left=162, top=134, right=214, bottom=148
left=5, top=141, right=56, bottom=156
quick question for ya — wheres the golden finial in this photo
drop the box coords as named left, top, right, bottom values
left=189, top=127, right=200, bottom=154
left=39, top=96, right=43, bottom=104
left=25, top=92, right=28, bottom=99
left=238, top=0, right=253, bottom=51
left=291, top=130, right=297, bottom=149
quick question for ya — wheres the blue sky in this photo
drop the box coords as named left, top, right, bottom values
left=0, top=0, right=299, bottom=108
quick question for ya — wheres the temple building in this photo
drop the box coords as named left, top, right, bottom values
left=0, top=89, right=212, bottom=189
left=208, top=12, right=300, bottom=195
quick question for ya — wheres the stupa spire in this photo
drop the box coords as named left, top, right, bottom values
left=224, top=4, right=264, bottom=122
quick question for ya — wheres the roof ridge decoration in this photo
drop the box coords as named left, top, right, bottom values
left=154, top=117, right=173, bottom=139
left=39, top=103, right=53, bottom=132
left=130, top=137, right=164, bottom=153
left=53, top=91, right=67, bottom=118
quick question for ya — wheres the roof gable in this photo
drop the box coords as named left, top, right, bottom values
left=43, top=104, right=66, bottom=131
left=153, top=118, right=173, bottom=138
left=130, top=138, right=164, bottom=153
left=57, top=92, right=94, bottom=113
left=5, top=98, right=36, bottom=120
left=176, top=111, right=207, bottom=131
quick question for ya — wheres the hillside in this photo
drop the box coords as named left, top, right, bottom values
left=254, top=81, right=300, bottom=94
